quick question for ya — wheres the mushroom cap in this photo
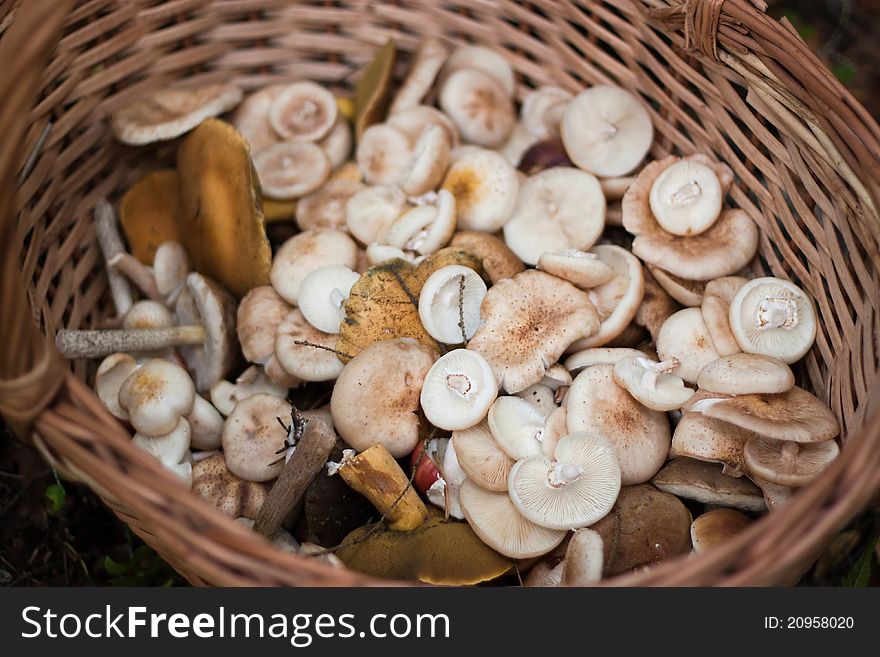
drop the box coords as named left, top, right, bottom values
left=452, top=421, right=514, bottom=491
left=187, top=394, right=224, bottom=451
left=655, top=307, right=720, bottom=384
left=123, top=300, right=173, bottom=332
left=420, top=348, right=498, bottom=431
left=503, top=167, right=606, bottom=266
left=566, top=363, right=670, bottom=485
left=221, top=392, right=291, bottom=482
left=537, top=251, right=614, bottom=289
left=448, top=230, right=525, bottom=283
left=254, top=141, right=332, bottom=199
left=692, top=386, right=839, bottom=443
left=387, top=104, right=460, bottom=147
left=389, top=37, right=449, bottom=115
left=459, top=479, right=566, bottom=559
left=209, top=365, right=289, bottom=416
left=541, top=405, right=569, bottom=457
left=743, top=437, right=839, bottom=486
left=384, top=189, right=456, bottom=255
left=356, top=122, right=414, bottom=186
left=690, top=508, right=752, bottom=554
left=295, top=178, right=365, bottom=232
left=191, top=452, right=270, bottom=519
left=444, top=45, right=516, bottom=97
left=418, top=264, right=487, bottom=344
left=231, top=83, right=286, bottom=152
left=647, top=266, right=705, bottom=307
left=269, top=228, right=358, bottom=305
left=635, top=266, right=681, bottom=341
left=564, top=347, right=649, bottom=374
left=700, top=294, right=741, bottom=357
left=297, top=264, right=360, bottom=334
left=728, top=276, right=817, bottom=363
left=613, top=355, right=695, bottom=412
left=561, top=528, right=605, bottom=585
left=524, top=559, right=564, bottom=587
left=670, top=411, right=757, bottom=476
left=236, top=285, right=293, bottom=364
left=401, top=124, right=452, bottom=196
left=274, top=309, right=344, bottom=382
left=96, top=353, right=139, bottom=421
left=648, top=159, right=723, bottom=236
left=568, top=244, right=644, bottom=350
left=175, top=272, right=238, bottom=391
left=704, top=275, right=749, bottom=303
left=319, top=116, right=353, bottom=169
left=651, top=458, right=765, bottom=512
left=541, top=363, right=573, bottom=390
left=132, top=417, right=192, bottom=467
left=119, top=170, right=182, bottom=264
left=521, top=86, right=572, bottom=140
left=560, top=85, right=653, bottom=177
left=440, top=68, right=515, bottom=148
left=119, top=359, right=196, bottom=436
left=441, top=149, right=519, bottom=231
left=268, top=80, right=337, bottom=142
left=487, top=396, right=546, bottom=460
left=468, top=269, right=600, bottom=393
left=697, top=353, right=794, bottom=395
left=331, top=338, right=436, bottom=457
left=516, top=382, right=558, bottom=417
left=508, top=432, right=621, bottom=530
left=111, top=83, right=243, bottom=145
left=346, top=184, right=407, bottom=245
left=152, top=241, right=189, bottom=301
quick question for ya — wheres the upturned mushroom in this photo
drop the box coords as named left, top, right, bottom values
left=418, top=264, right=487, bottom=344
left=612, top=355, right=694, bottom=411
left=270, top=228, right=358, bottom=306
left=468, top=270, right=600, bottom=393
left=297, top=265, right=361, bottom=334
left=421, top=349, right=498, bottom=431
left=132, top=417, right=191, bottom=470
left=743, top=437, right=839, bottom=487
left=487, top=396, right=546, bottom=460
left=269, top=81, right=337, bottom=142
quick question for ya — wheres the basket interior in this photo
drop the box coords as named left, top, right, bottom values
left=9, top=0, right=880, bottom=585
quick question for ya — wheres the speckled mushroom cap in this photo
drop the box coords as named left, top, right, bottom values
left=118, top=358, right=196, bottom=436
left=467, top=269, right=600, bottom=393
left=690, top=508, right=752, bottom=554
left=221, top=393, right=292, bottom=482
left=269, top=228, right=358, bottom=306
left=651, top=458, right=765, bottom=512
left=697, top=353, right=794, bottom=395
left=670, top=411, right=759, bottom=477
left=655, top=307, right=720, bottom=384
left=191, top=452, right=270, bottom=519
left=237, top=285, right=294, bottom=364
left=565, top=363, right=670, bottom=485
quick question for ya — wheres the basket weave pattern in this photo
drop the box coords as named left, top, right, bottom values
left=1, top=0, right=879, bottom=586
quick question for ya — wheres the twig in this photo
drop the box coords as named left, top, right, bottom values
left=458, top=273, right=467, bottom=345
left=19, top=121, right=52, bottom=183
left=292, top=340, right=354, bottom=360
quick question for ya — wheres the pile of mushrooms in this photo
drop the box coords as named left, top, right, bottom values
left=62, top=36, right=843, bottom=585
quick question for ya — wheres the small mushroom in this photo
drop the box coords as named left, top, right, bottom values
left=421, top=349, right=498, bottom=431
left=232, top=83, right=286, bottom=152
left=210, top=365, right=289, bottom=417
left=297, top=265, right=361, bottom=334
left=690, top=508, right=752, bottom=554
left=754, top=478, right=795, bottom=512
left=670, top=411, right=757, bottom=476
left=515, top=383, right=558, bottom=417
left=440, top=68, right=514, bottom=147
left=331, top=338, right=436, bottom=457
left=270, top=228, right=358, bottom=305
left=523, top=559, right=564, bottom=587
left=541, top=405, right=568, bottom=457
left=389, top=37, right=449, bottom=115
left=400, top=124, right=452, bottom=196
left=441, top=149, right=519, bottom=231
left=152, top=241, right=190, bottom=305
left=118, top=359, right=196, bottom=436
left=648, top=158, right=723, bottom=236
left=612, top=355, right=694, bottom=411
left=468, top=270, right=600, bottom=393
left=503, top=167, right=606, bottom=266
left=319, top=116, right=353, bottom=169
left=497, top=123, right=540, bottom=168
left=345, top=184, right=408, bottom=245
left=648, top=266, right=705, bottom=307
left=111, top=83, right=243, bottom=145
left=743, top=437, right=839, bottom=487
left=444, top=45, right=516, bottom=97
left=96, top=353, right=139, bottom=420
left=508, top=432, right=621, bottom=530
left=452, top=421, right=514, bottom=492
left=387, top=104, right=459, bottom=148
left=268, top=81, right=337, bottom=142
left=728, top=277, right=817, bottom=363
left=560, top=85, right=653, bottom=177
left=383, top=188, right=456, bottom=255
left=418, top=264, right=487, bottom=344
left=356, top=123, right=414, bottom=185
left=237, top=285, right=294, bottom=365
left=221, top=393, right=292, bottom=482
left=132, top=417, right=191, bottom=467
left=274, top=309, right=344, bottom=382
left=651, top=458, right=765, bottom=512
left=192, top=452, right=270, bottom=519
left=700, top=275, right=748, bottom=356
left=459, top=479, right=566, bottom=559
left=537, top=251, right=614, bottom=290
left=697, top=353, right=794, bottom=395
left=449, top=230, right=525, bottom=283
left=655, top=307, right=720, bottom=384
left=487, top=396, right=546, bottom=460
left=561, top=528, right=604, bottom=585
left=254, top=141, right=332, bottom=199
left=566, top=363, right=670, bottom=485
left=521, top=86, right=572, bottom=140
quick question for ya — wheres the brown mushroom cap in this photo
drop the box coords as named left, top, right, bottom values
left=452, top=421, right=514, bottom=492
left=295, top=178, right=365, bottom=232
left=566, top=363, right=670, bottom=485
left=236, top=285, right=293, bottom=364
left=449, top=230, right=525, bottom=284
left=119, top=170, right=182, bottom=264
left=468, top=269, right=600, bottom=393
left=274, top=309, right=344, bottom=382
left=670, top=411, right=756, bottom=476
left=691, top=386, right=840, bottom=443
left=111, top=83, right=243, bottom=145
left=191, top=452, right=270, bottom=519
left=330, top=338, right=436, bottom=458
left=690, top=508, right=752, bottom=554
left=697, top=353, right=795, bottom=395
left=743, top=437, right=840, bottom=486
left=221, top=392, right=291, bottom=482
left=651, top=458, right=765, bottom=512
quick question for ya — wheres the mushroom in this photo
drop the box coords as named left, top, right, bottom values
left=237, top=285, right=294, bottom=366
left=152, top=241, right=190, bottom=306
left=651, top=458, right=765, bottom=512
left=487, top=396, right=546, bottom=460
left=560, top=85, right=653, bottom=177
left=508, top=432, right=621, bottom=530
left=400, top=124, right=452, bottom=196
left=728, top=277, right=817, bottom=363
left=541, top=405, right=569, bottom=457
left=754, top=478, right=795, bottom=512
left=421, top=349, right=498, bottom=431
left=254, top=141, right=332, bottom=199
left=331, top=338, right=436, bottom=457
left=268, top=80, right=337, bottom=142
left=383, top=188, right=456, bottom=255
left=191, top=452, right=270, bottom=519
left=523, top=559, right=565, bottom=587
left=132, top=417, right=191, bottom=468
left=612, top=355, right=694, bottom=411
left=521, top=86, right=572, bottom=140
left=270, top=228, right=358, bottom=305
left=459, top=480, right=566, bottom=559
left=297, top=265, right=361, bottom=334
left=443, top=45, right=516, bottom=97
left=497, top=123, right=540, bottom=168
left=690, top=509, right=753, bottom=554
left=515, top=383, right=558, bottom=416
left=467, top=270, right=600, bottom=393
left=389, top=36, right=449, bottom=115
left=517, top=138, right=574, bottom=175
left=648, top=158, right=723, bottom=236
left=95, top=353, right=139, bottom=420
left=452, top=421, right=514, bottom=492
left=670, top=411, right=757, bottom=477
left=697, top=353, right=794, bottom=395
left=441, top=149, right=519, bottom=231
left=232, top=83, right=286, bottom=152
left=356, top=123, right=414, bottom=185
left=743, top=437, right=839, bottom=487
left=655, top=307, right=720, bottom=384
left=561, top=528, right=604, bottom=585
left=118, top=359, right=196, bottom=436
left=566, top=363, right=670, bottom=485
left=319, top=116, right=353, bottom=169
left=647, top=266, right=705, bottom=307
left=688, top=387, right=839, bottom=443
left=566, top=245, right=644, bottom=350
left=210, top=365, right=289, bottom=417
left=221, top=392, right=294, bottom=482
left=449, top=230, right=525, bottom=283
left=295, top=178, right=365, bottom=232
left=537, top=251, right=614, bottom=290
left=563, top=347, right=648, bottom=374
left=700, top=275, right=748, bottom=356
left=440, top=68, right=514, bottom=147
left=111, top=83, right=243, bottom=145
left=274, top=309, right=344, bottom=382
left=387, top=104, right=460, bottom=148
left=542, top=363, right=573, bottom=391
left=635, top=267, right=681, bottom=342
left=503, top=167, right=606, bottom=266
left=345, top=184, right=408, bottom=245
left=418, top=264, right=487, bottom=344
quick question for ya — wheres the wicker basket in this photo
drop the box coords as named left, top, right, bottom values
left=1, top=0, right=879, bottom=586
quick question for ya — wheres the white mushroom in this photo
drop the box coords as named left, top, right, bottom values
left=356, top=123, right=414, bottom=185
left=420, top=349, right=498, bottom=431
left=655, top=307, right=720, bottom=384
left=487, top=396, right=546, bottom=460
left=613, top=355, right=694, bottom=411
left=400, top=124, right=451, bottom=196
left=253, top=141, right=331, bottom=199
left=441, top=149, right=519, bottom=231
left=270, top=228, right=358, bottom=305
left=118, top=359, right=196, bottom=436
left=210, top=365, right=289, bottom=417
left=346, top=185, right=408, bottom=246
left=274, top=309, right=344, bottom=382
left=418, top=264, right=487, bottom=344
left=268, top=81, right=337, bottom=142
left=295, top=178, right=365, bottom=232
left=383, top=189, right=456, bottom=255
left=132, top=417, right=191, bottom=467
left=297, top=265, right=360, bottom=334
left=743, top=437, right=839, bottom=487
left=521, top=86, right=572, bottom=139
left=389, top=37, right=449, bottom=115
left=648, top=159, right=723, bottom=236
left=537, top=251, right=614, bottom=289
left=221, top=393, right=291, bottom=482
left=697, top=353, right=794, bottom=395
left=96, top=353, right=139, bottom=420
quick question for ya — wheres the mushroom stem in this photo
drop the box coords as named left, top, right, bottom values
left=757, top=297, right=798, bottom=329
left=55, top=325, right=205, bottom=359
left=549, top=462, right=583, bottom=487
left=637, top=356, right=680, bottom=392
left=338, top=444, right=430, bottom=531
left=108, top=252, right=163, bottom=304
left=94, top=199, right=133, bottom=316
left=252, top=409, right=337, bottom=539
